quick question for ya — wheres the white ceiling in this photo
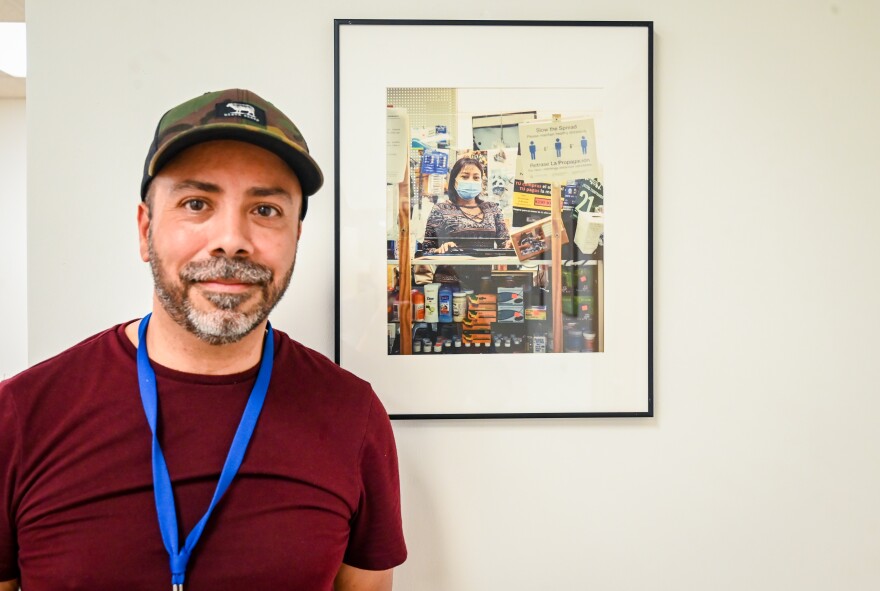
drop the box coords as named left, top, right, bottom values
left=0, top=0, right=25, bottom=98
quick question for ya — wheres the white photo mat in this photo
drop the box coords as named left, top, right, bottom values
left=335, top=20, right=652, bottom=418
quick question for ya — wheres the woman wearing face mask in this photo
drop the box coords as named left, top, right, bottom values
left=422, top=157, right=511, bottom=255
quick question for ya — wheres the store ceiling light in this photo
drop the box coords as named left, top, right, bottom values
left=0, top=22, right=26, bottom=78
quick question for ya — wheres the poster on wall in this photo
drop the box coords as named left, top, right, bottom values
left=517, top=117, right=600, bottom=184
left=336, top=20, right=653, bottom=419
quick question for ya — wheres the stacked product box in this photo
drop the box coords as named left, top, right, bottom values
left=493, top=285, right=527, bottom=352
left=496, top=285, right=525, bottom=324
left=462, top=293, right=495, bottom=346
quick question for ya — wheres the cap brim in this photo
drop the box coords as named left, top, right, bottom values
left=148, top=124, right=324, bottom=197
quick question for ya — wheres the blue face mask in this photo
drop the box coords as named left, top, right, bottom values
left=456, top=180, right=482, bottom=200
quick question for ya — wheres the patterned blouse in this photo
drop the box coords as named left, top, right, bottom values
left=422, top=200, right=510, bottom=253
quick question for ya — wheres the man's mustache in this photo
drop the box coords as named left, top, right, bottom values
left=180, top=257, right=273, bottom=285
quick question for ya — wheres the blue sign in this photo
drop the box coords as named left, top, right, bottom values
left=420, top=149, right=449, bottom=175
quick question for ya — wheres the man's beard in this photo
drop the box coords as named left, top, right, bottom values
left=148, top=233, right=294, bottom=345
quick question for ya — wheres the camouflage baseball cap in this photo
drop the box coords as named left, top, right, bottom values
left=142, top=89, right=323, bottom=217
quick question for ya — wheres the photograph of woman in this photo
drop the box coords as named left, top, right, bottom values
left=421, top=156, right=511, bottom=255
left=382, top=91, right=609, bottom=359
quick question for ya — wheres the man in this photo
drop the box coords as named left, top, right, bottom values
left=0, top=89, right=407, bottom=590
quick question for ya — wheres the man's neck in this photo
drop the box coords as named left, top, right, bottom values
left=124, top=300, right=267, bottom=375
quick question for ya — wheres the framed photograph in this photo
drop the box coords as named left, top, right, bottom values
left=335, top=20, right=652, bottom=419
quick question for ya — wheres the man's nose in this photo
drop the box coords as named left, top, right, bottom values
left=209, top=209, right=253, bottom=257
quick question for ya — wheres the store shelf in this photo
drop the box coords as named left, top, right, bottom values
left=388, top=256, right=598, bottom=267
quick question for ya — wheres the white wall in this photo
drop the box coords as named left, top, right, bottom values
left=0, top=98, right=27, bottom=380
left=24, top=1, right=880, bottom=589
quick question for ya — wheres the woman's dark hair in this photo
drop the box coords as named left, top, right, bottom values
left=447, top=157, right=486, bottom=205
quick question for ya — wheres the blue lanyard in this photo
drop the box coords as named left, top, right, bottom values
left=136, top=313, right=274, bottom=590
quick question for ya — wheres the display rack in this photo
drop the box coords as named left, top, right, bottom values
left=393, top=179, right=603, bottom=355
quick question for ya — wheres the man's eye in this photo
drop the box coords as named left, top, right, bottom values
left=184, top=199, right=206, bottom=212
left=255, top=205, right=280, bottom=217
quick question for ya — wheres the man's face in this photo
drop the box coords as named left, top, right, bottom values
left=138, top=140, right=303, bottom=345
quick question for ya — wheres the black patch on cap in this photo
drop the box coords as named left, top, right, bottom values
left=214, top=101, right=267, bottom=125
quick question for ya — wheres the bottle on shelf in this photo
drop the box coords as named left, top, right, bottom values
left=583, top=331, right=597, bottom=352
left=564, top=322, right=582, bottom=352
left=387, top=289, right=399, bottom=322
left=452, top=291, right=467, bottom=322
left=412, top=288, right=425, bottom=322
left=438, top=285, right=453, bottom=323
left=424, top=283, right=440, bottom=323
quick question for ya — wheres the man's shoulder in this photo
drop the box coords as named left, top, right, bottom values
left=0, top=323, right=129, bottom=396
left=270, top=330, right=384, bottom=426
left=273, top=329, right=372, bottom=392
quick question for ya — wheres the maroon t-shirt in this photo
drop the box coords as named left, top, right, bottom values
left=0, top=323, right=406, bottom=590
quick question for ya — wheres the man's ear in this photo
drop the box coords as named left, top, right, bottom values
left=137, top=202, right=151, bottom=262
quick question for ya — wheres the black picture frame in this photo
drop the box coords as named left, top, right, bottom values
left=335, top=19, right=653, bottom=420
